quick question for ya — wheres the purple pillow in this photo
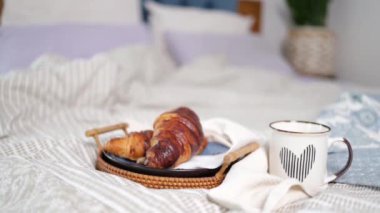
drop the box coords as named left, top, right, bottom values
left=0, top=24, right=151, bottom=73
left=165, top=31, right=293, bottom=75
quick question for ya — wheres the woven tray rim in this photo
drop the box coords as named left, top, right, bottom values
left=96, top=153, right=224, bottom=189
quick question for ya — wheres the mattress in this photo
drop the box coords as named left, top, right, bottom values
left=1, top=44, right=380, bottom=212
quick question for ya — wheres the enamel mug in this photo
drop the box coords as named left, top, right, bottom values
left=269, top=120, right=353, bottom=190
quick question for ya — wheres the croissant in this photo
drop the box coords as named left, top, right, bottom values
left=104, top=130, right=153, bottom=161
left=145, top=107, right=207, bottom=168
left=104, top=107, right=207, bottom=169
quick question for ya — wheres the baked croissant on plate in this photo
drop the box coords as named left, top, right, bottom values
left=103, top=107, right=207, bottom=169
left=104, top=130, right=153, bottom=161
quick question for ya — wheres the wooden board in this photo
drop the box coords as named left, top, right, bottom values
left=238, top=0, right=262, bottom=33
left=0, top=0, right=3, bottom=25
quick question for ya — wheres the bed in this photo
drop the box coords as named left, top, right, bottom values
left=1, top=0, right=380, bottom=212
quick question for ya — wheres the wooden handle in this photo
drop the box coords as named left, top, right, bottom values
left=85, top=123, right=128, bottom=137
left=216, top=142, right=260, bottom=179
left=85, top=123, right=129, bottom=149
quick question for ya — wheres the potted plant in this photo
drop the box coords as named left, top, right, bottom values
left=285, top=0, right=335, bottom=77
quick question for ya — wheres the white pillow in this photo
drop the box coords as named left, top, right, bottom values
left=145, top=1, right=254, bottom=49
left=2, top=0, right=141, bottom=25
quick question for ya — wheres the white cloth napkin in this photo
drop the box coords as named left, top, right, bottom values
left=200, top=118, right=326, bottom=212
left=177, top=118, right=265, bottom=169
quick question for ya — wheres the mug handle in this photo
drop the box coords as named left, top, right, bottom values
left=325, top=138, right=353, bottom=183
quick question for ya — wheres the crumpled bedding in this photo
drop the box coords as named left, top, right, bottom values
left=318, top=93, right=380, bottom=187
left=1, top=45, right=379, bottom=212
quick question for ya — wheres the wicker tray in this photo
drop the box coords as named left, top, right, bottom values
left=86, top=123, right=260, bottom=189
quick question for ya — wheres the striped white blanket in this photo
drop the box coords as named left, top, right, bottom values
left=1, top=45, right=379, bottom=212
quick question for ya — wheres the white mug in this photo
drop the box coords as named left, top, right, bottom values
left=269, top=120, right=353, bottom=190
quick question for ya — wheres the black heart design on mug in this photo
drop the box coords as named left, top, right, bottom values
left=279, top=145, right=316, bottom=182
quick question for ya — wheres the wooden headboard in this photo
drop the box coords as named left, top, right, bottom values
left=238, top=0, right=262, bottom=33
left=0, top=0, right=3, bottom=25
left=0, top=0, right=262, bottom=33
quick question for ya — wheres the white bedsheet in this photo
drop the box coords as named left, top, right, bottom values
left=2, top=45, right=378, bottom=212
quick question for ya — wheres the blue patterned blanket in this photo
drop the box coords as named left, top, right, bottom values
left=317, top=93, right=380, bottom=187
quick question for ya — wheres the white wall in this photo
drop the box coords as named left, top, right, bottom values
left=329, top=0, right=380, bottom=87
left=261, top=0, right=380, bottom=87
left=260, top=0, right=290, bottom=52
